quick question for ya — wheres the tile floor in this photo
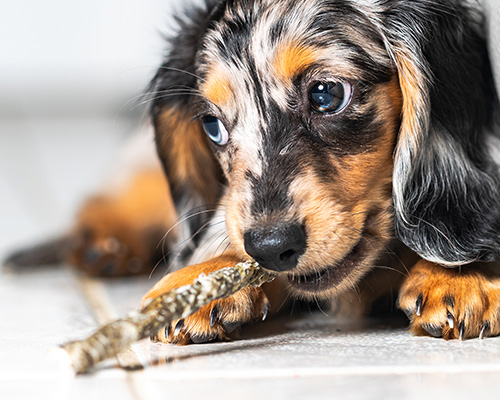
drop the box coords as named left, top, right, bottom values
left=3, top=264, right=500, bottom=400
left=2, top=118, right=500, bottom=400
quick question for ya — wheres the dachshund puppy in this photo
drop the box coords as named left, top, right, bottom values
left=7, top=0, right=500, bottom=343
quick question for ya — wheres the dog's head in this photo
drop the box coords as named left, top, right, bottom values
left=149, top=0, right=500, bottom=299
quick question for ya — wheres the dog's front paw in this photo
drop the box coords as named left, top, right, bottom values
left=153, top=287, right=269, bottom=345
left=68, top=224, right=152, bottom=277
left=398, top=260, right=500, bottom=340
left=143, top=255, right=270, bottom=345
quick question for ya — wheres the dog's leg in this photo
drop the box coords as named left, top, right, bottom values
left=142, top=253, right=287, bottom=345
left=4, top=129, right=178, bottom=277
left=398, top=260, right=500, bottom=339
left=68, top=166, right=177, bottom=276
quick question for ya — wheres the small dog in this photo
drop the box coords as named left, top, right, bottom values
left=7, top=0, right=500, bottom=343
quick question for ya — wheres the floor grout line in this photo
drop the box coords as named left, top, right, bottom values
left=77, top=275, right=148, bottom=399
left=77, top=275, right=120, bottom=322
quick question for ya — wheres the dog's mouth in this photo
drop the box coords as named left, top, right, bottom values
left=287, top=235, right=370, bottom=294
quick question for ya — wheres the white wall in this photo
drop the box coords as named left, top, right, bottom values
left=0, top=0, right=187, bottom=116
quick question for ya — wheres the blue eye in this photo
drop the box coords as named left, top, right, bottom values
left=309, top=82, right=352, bottom=113
left=201, top=116, right=229, bottom=145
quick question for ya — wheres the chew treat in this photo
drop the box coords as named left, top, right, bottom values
left=60, top=261, right=275, bottom=374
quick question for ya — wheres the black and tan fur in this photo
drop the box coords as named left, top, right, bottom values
left=6, top=0, right=500, bottom=342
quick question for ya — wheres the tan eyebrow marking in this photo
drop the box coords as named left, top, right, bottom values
left=274, top=42, right=319, bottom=81
left=200, top=66, right=233, bottom=106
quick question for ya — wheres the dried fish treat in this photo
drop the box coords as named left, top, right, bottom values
left=59, top=261, right=275, bottom=374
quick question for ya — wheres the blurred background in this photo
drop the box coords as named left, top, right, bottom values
left=0, top=0, right=197, bottom=259
left=0, top=0, right=498, bottom=261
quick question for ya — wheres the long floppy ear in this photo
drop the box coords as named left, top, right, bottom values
left=382, top=1, right=500, bottom=265
left=148, top=0, right=224, bottom=261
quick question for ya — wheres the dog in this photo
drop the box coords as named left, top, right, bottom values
left=6, top=0, right=500, bottom=344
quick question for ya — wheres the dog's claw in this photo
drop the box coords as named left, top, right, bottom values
left=479, top=322, right=489, bottom=340
left=174, top=320, right=184, bottom=337
left=459, top=321, right=465, bottom=341
left=415, top=294, right=423, bottom=317
left=210, top=306, right=218, bottom=327
left=262, top=299, right=270, bottom=321
left=446, top=310, right=455, bottom=329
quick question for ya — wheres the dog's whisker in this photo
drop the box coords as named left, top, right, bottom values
left=219, top=240, right=233, bottom=259
left=142, top=87, right=202, bottom=101
left=114, top=87, right=203, bottom=122
left=212, top=234, right=230, bottom=259
left=275, top=290, right=292, bottom=314
left=149, top=208, right=220, bottom=279
left=154, top=65, right=206, bottom=83
left=158, top=206, right=219, bottom=251
left=130, top=91, right=205, bottom=112
left=371, top=264, right=409, bottom=277
left=164, top=216, right=221, bottom=269
left=189, top=223, right=228, bottom=264
left=314, top=294, right=329, bottom=317
left=152, top=207, right=221, bottom=275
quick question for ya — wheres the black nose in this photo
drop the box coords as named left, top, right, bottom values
left=244, top=224, right=306, bottom=272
